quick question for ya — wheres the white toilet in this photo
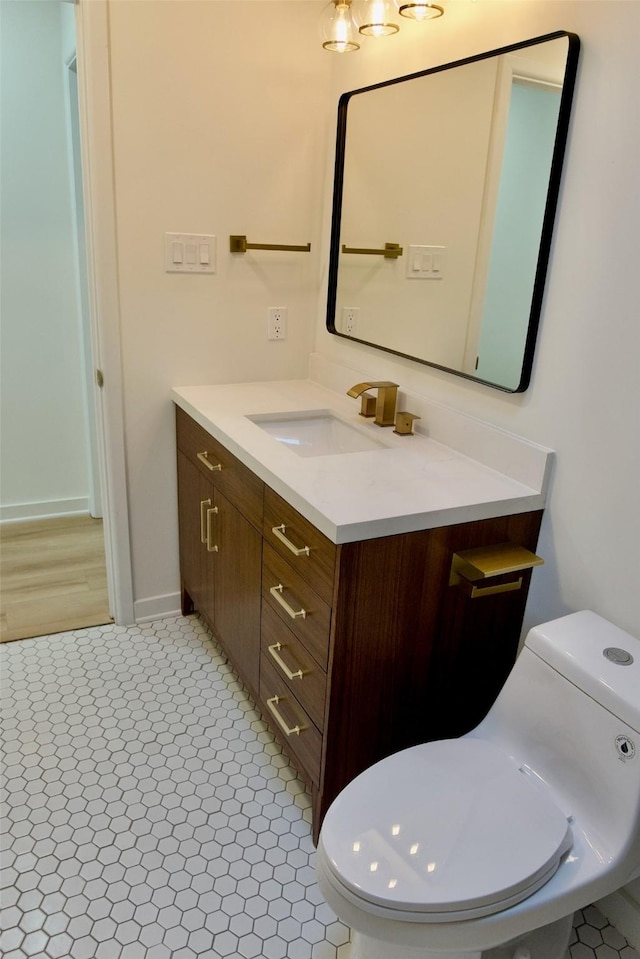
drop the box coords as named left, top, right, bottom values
left=316, top=610, right=640, bottom=959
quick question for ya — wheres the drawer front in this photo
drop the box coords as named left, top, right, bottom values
left=263, top=543, right=331, bottom=670
left=260, top=652, right=322, bottom=786
left=176, top=407, right=263, bottom=530
left=264, top=487, right=336, bottom=605
left=261, top=602, right=326, bottom=732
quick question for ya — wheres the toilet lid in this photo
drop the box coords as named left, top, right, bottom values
left=320, top=738, right=573, bottom=922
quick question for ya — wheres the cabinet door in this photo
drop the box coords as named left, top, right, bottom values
left=177, top=451, right=215, bottom=624
left=213, top=488, right=262, bottom=697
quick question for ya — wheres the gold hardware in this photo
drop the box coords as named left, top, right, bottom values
left=197, top=451, right=222, bottom=472
left=229, top=235, right=311, bottom=254
left=95, top=369, right=104, bottom=388
left=347, top=381, right=399, bottom=427
left=266, top=695, right=306, bottom=736
left=398, top=2, right=444, bottom=20
left=271, top=524, right=310, bottom=557
left=359, top=393, right=377, bottom=418
left=463, top=578, right=523, bottom=599
left=206, top=506, right=219, bottom=553
left=270, top=584, right=307, bottom=620
left=394, top=411, right=420, bottom=435
left=341, top=242, right=403, bottom=259
left=200, top=498, right=211, bottom=545
left=268, top=642, right=305, bottom=681
left=450, top=543, right=544, bottom=599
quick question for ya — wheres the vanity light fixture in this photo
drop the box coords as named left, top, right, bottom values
left=320, top=0, right=360, bottom=52
left=355, top=0, right=400, bottom=37
left=321, top=0, right=444, bottom=52
left=398, top=1, right=444, bottom=21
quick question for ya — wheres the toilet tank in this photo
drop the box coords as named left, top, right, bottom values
left=525, top=610, right=640, bottom=733
left=471, top=611, right=640, bottom=876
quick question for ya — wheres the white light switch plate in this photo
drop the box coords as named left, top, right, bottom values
left=406, top=244, right=445, bottom=279
left=165, top=233, right=216, bottom=273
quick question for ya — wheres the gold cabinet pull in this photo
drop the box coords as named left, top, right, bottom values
left=268, top=642, right=304, bottom=680
left=230, top=235, right=311, bottom=254
left=266, top=695, right=306, bottom=736
left=200, top=498, right=212, bottom=544
left=197, top=451, right=222, bottom=472
left=206, top=506, right=219, bottom=553
left=271, top=524, right=310, bottom=557
left=341, top=242, right=403, bottom=259
left=269, top=584, right=306, bottom=620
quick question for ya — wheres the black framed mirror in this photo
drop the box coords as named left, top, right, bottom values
left=326, top=31, right=580, bottom=392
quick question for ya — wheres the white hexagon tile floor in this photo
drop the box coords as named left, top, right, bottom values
left=1, top=615, right=638, bottom=959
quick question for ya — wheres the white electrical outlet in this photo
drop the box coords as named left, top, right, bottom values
left=267, top=307, right=287, bottom=340
left=342, top=306, right=359, bottom=335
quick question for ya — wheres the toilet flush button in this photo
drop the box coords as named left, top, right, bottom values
left=604, top=646, right=634, bottom=665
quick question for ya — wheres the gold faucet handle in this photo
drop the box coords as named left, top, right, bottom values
left=359, top=393, right=377, bottom=417
left=394, top=412, right=420, bottom=436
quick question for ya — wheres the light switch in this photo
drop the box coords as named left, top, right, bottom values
left=406, top=245, right=445, bottom=280
left=165, top=234, right=216, bottom=273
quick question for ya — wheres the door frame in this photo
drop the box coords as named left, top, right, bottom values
left=74, top=0, right=134, bottom=625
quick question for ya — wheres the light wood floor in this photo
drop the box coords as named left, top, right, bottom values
left=0, top=514, right=112, bottom=643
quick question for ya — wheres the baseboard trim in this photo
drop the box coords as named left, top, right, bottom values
left=597, top=887, right=640, bottom=951
left=0, top=498, right=90, bottom=524
left=134, top=592, right=182, bottom=624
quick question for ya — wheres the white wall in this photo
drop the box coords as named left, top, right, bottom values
left=0, top=0, right=89, bottom=520
left=104, top=1, right=331, bottom=618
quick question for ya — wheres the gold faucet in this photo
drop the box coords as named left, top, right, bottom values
left=347, top=381, right=399, bottom=427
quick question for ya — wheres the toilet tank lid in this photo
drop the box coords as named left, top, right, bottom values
left=525, top=611, right=640, bottom=733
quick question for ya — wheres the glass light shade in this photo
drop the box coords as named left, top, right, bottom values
left=320, top=0, right=360, bottom=52
left=398, top=2, right=444, bottom=20
left=354, top=0, right=400, bottom=37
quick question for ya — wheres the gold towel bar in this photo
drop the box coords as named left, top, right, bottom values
left=229, top=235, right=311, bottom=253
left=341, top=242, right=403, bottom=259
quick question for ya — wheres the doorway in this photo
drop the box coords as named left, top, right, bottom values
left=0, top=0, right=111, bottom=642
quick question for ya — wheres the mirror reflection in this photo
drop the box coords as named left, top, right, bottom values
left=327, top=32, right=580, bottom=392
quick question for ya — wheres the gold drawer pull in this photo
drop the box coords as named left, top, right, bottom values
left=271, top=524, right=310, bottom=557
left=206, top=506, right=219, bottom=553
left=266, top=695, right=306, bottom=736
left=200, top=498, right=211, bottom=544
left=268, top=642, right=304, bottom=680
left=197, top=451, right=222, bottom=472
left=270, top=584, right=306, bottom=620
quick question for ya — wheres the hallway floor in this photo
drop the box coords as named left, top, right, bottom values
left=0, top=515, right=111, bottom=643
left=1, top=615, right=638, bottom=959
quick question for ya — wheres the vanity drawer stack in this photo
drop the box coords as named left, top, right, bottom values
left=259, top=489, right=336, bottom=788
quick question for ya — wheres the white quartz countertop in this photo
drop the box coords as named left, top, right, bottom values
left=171, top=379, right=551, bottom=544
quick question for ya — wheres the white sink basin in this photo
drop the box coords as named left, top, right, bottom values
left=247, top=411, right=388, bottom=458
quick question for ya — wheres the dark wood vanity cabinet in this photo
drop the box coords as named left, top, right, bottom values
left=176, top=407, right=543, bottom=841
left=177, top=408, right=262, bottom=699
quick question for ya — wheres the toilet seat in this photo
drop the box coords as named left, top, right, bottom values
left=319, top=738, right=573, bottom=923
